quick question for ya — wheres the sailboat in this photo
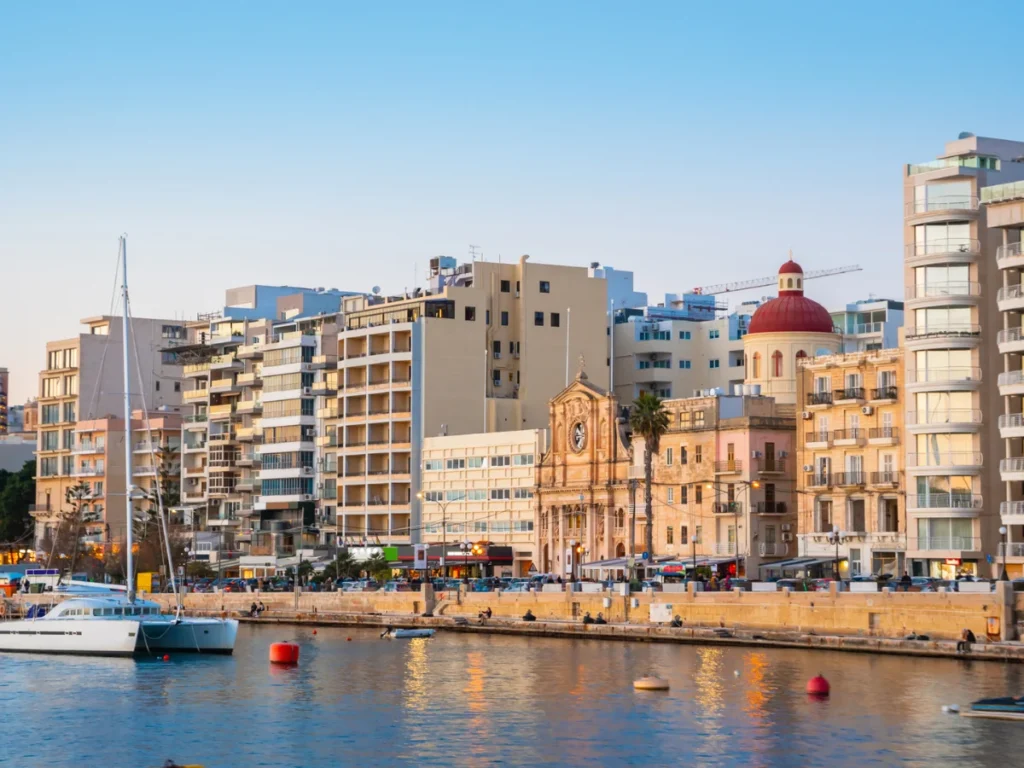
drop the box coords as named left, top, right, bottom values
left=0, top=237, right=238, bottom=656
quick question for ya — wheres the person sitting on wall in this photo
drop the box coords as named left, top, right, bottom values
left=478, top=607, right=492, bottom=621
left=957, top=627, right=977, bottom=654
left=594, top=613, right=607, bottom=625
left=257, top=601, right=266, bottom=616
left=250, top=602, right=259, bottom=618
left=582, top=611, right=595, bottom=625
left=670, top=615, right=683, bottom=628
left=522, top=609, right=537, bottom=622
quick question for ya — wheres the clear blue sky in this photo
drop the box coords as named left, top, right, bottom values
left=2, top=1, right=1022, bottom=403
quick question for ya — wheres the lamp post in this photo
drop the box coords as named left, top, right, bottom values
left=704, top=479, right=759, bottom=578
left=416, top=492, right=450, bottom=578
left=627, top=478, right=638, bottom=581
left=459, top=540, right=472, bottom=580
left=827, top=525, right=845, bottom=581
left=999, top=525, right=1009, bottom=581
left=691, top=534, right=698, bottom=580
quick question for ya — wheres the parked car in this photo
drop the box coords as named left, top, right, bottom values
left=504, top=581, right=531, bottom=593
left=774, top=578, right=815, bottom=591
left=383, top=580, right=411, bottom=593
left=641, top=580, right=663, bottom=592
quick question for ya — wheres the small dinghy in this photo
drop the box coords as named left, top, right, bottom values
left=380, top=628, right=435, bottom=639
left=961, top=696, right=1024, bottom=721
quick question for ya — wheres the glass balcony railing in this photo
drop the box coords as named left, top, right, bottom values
left=982, top=180, right=1024, bottom=204
left=904, top=323, right=981, bottom=340
left=907, top=493, right=981, bottom=509
left=905, top=196, right=979, bottom=215
left=907, top=155, right=999, bottom=175
left=904, top=239, right=980, bottom=259
left=906, top=282, right=982, bottom=300
left=912, top=536, right=981, bottom=551
left=907, top=367, right=981, bottom=384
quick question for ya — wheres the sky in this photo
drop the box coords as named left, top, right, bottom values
left=3, top=1, right=1024, bottom=403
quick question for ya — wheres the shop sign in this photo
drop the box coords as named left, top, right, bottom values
left=944, top=558, right=962, bottom=566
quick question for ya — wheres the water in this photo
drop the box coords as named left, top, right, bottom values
left=2, top=624, right=1021, bottom=767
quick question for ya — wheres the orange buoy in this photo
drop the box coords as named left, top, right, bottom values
left=269, top=642, right=300, bottom=664
left=806, top=674, right=830, bottom=696
left=312, top=629, right=317, bottom=635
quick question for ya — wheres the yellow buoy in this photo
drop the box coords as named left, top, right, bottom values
left=633, top=676, right=670, bottom=691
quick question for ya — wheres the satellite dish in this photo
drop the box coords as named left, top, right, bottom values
left=372, top=286, right=381, bottom=294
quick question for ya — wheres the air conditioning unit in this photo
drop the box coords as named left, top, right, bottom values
left=779, top=450, right=788, bottom=458
left=781, top=524, right=791, bottom=532
left=802, top=411, right=812, bottom=420
left=301, top=494, right=314, bottom=501
left=302, top=466, right=314, bottom=475
left=303, top=386, right=313, bottom=395
left=751, top=450, right=762, bottom=458
left=513, top=351, right=520, bottom=359
left=781, top=533, right=793, bottom=543
left=861, top=405, right=874, bottom=415
left=802, top=464, right=814, bottom=472
left=494, top=352, right=501, bottom=359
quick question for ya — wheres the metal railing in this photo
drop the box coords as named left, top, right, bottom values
left=833, top=471, right=866, bottom=486
left=1000, top=370, right=1024, bottom=387
left=998, top=327, right=1024, bottom=345
left=805, top=473, right=831, bottom=487
left=754, top=501, right=787, bottom=514
left=1000, top=543, right=1024, bottom=557
left=868, top=427, right=898, bottom=439
left=908, top=367, right=982, bottom=384
left=912, top=536, right=980, bottom=551
left=1001, top=501, right=1024, bottom=518
left=712, top=502, right=742, bottom=514
left=833, top=428, right=864, bottom=441
left=759, top=542, right=789, bottom=557
left=870, top=386, right=898, bottom=401
left=1001, top=458, right=1024, bottom=474
left=756, top=458, right=786, bottom=473
left=997, top=242, right=1024, bottom=262
left=905, top=196, right=978, bottom=215
left=713, top=460, right=743, bottom=473
left=834, top=387, right=865, bottom=401
left=907, top=452, right=983, bottom=467
left=869, top=471, right=900, bottom=486
left=904, top=324, right=981, bottom=340
left=854, top=322, right=883, bottom=335
left=712, top=542, right=737, bottom=556
left=906, top=282, right=982, bottom=300
left=907, top=494, right=981, bottom=509
left=998, top=284, right=1024, bottom=303
left=805, top=431, right=831, bottom=443
left=999, top=414, right=1024, bottom=429
left=806, top=392, right=833, bottom=406
left=904, top=238, right=980, bottom=259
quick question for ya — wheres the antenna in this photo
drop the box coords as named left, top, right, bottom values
left=469, top=244, right=482, bottom=261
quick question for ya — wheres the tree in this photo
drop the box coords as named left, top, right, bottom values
left=315, top=550, right=358, bottom=583
left=629, top=392, right=669, bottom=560
left=0, top=460, right=35, bottom=556
left=361, top=552, right=393, bottom=582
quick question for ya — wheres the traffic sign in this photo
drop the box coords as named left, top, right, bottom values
left=642, top=552, right=650, bottom=560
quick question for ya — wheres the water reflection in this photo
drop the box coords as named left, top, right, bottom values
left=2, top=626, right=1023, bottom=767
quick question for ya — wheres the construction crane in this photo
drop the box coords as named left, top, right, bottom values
left=693, top=264, right=862, bottom=295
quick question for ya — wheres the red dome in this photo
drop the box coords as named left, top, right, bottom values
left=747, top=294, right=835, bottom=335
left=779, top=259, right=803, bottom=274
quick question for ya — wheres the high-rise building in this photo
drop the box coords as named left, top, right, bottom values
left=32, top=316, right=186, bottom=547
left=0, top=367, right=8, bottom=435
left=830, top=299, right=904, bottom=352
left=902, top=134, right=1024, bottom=578
left=329, top=255, right=609, bottom=547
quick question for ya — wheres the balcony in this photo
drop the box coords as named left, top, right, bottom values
left=712, top=501, right=742, bottom=515
left=237, top=372, right=261, bottom=388
left=833, top=471, right=866, bottom=487
left=183, top=362, right=210, bottom=378
left=867, top=426, right=898, bottom=445
left=209, top=431, right=237, bottom=445
left=236, top=453, right=260, bottom=467
left=312, top=354, right=338, bottom=370
left=906, top=282, right=982, bottom=302
left=317, top=406, right=340, bottom=420
left=133, top=466, right=157, bottom=477
left=833, top=387, right=865, bottom=403
left=907, top=452, right=983, bottom=471
left=1000, top=413, right=1024, bottom=439
left=833, top=428, right=865, bottom=446
left=1001, top=502, right=1024, bottom=526
left=210, top=353, right=241, bottom=371
left=806, top=392, right=833, bottom=407
left=310, top=379, right=338, bottom=397
left=184, top=465, right=206, bottom=476
left=868, top=471, right=900, bottom=489
left=805, top=431, right=831, bottom=448
left=852, top=322, right=884, bottom=336
left=182, top=489, right=206, bottom=503
left=904, top=238, right=980, bottom=265
left=805, top=473, right=831, bottom=488
left=1000, top=370, right=1024, bottom=396
left=1001, top=458, right=1024, bottom=482
left=870, top=386, right=898, bottom=402
left=711, top=542, right=737, bottom=556
left=236, top=427, right=263, bottom=443
left=907, top=410, right=982, bottom=431
left=999, top=543, right=1024, bottom=558
left=754, top=501, right=787, bottom=515
left=208, top=403, right=236, bottom=419
left=911, top=536, right=981, bottom=553
left=209, top=378, right=238, bottom=394
left=237, top=399, right=262, bottom=414
left=72, top=467, right=105, bottom=477
left=904, top=196, right=979, bottom=219
left=904, top=323, right=981, bottom=341
left=998, top=284, right=1024, bottom=313
left=237, top=343, right=263, bottom=360
left=997, top=241, right=1024, bottom=270
left=72, top=442, right=105, bottom=454
left=907, top=367, right=982, bottom=387
left=183, top=388, right=209, bottom=402
left=713, top=460, right=743, bottom=474
left=906, top=493, right=982, bottom=511
left=758, top=542, right=789, bottom=558
left=755, top=458, right=786, bottom=474
left=998, top=326, right=1024, bottom=355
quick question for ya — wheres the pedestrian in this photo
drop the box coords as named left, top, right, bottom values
left=899, top=570, right=912, bottom=592
left=722, top=575, right=732, bottom=592
left=709, top=574, right=719, bottom=592
left=957, top=627, right=977, bottom=654
left=249, top=601, right=258, bottom=618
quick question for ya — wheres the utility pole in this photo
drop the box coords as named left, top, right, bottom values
left=628, top=478, right=638, bottom=581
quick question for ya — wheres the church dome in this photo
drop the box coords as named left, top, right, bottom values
left=746, top=259, right=835, bottom=335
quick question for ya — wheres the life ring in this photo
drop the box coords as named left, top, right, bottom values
left=0, top=602, right=7, bottom=617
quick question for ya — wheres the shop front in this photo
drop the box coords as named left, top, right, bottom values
left=913, top=557, right=979, bottom=580
left=389, top=544, right=514, bottom=579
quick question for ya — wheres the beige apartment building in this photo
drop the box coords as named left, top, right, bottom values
left=33, top=316, right=185, bottom=547
left=980, top=179, right=1024, bottom=578
left=902, top=134, right=1024, bottom=578
left=418, top=429, right=545, bottom=576
left=329, top=255, right=608, bottom=547
left=795, top=350, right=905, bottom=578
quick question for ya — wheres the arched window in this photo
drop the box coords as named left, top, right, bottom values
left=787, top=278, right=794, bottom=288
left=795, top=350, right=808, bottom=369
left=797, top=278, right=802, bottom=289
left=744, top=354, right=748, bottom=375
left=772, top=350, right=783, bottom=377
left=751, top=352, right=761, bottom=378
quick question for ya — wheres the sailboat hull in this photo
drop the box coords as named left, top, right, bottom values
left=138, top=617, right=239, bottom=654
left=0, top=618, right=141, bottom=656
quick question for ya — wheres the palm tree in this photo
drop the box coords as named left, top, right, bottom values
left=629, top=392, right=669, bottom=561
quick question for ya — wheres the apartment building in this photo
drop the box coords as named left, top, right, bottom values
left=174, top=285, right=352, bottom=574
left=33, top=316, right=185, bottom=547
left=902, top=134, right=1024, bottom=578
left=795, top=350, right=905, bottom=578
left=418, top=429, right=545, bottom=576
left=831, top=299, right=904, bottom=352
left=980, top=177, right=1024, bottom=577
left=0, top=367, right=8, bottom=435
left=329, top=255, right=609, bottom=547
left=612, top=293, right=759, bottom=402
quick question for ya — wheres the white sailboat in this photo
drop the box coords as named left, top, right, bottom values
left=0, top=236, right=238, bottom=656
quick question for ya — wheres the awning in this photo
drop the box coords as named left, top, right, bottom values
left=580, top=555, right=674, bottom=571
left=758, top=556, right=834, bottom=573
left=659, top=556, right=742, bottom=571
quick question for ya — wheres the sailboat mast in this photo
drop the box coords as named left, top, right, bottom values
left=121, top=236, right=136, bottom=603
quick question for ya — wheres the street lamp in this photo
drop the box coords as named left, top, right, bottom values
left=826, top=525, right=845, bottom=581
left=416, top=492, right=450, bottom=578
left=999, top=525, right=1009, bottom=581
left=575, top=543, right=587, bottom=581
left=459, top=540, right=472, bottom=580
left=691, top=534, right=698, bottom=581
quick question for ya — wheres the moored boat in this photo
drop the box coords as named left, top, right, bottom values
left=961, top=696, right=1024, bottom=721
left=381, top=628, right=435, bottom=639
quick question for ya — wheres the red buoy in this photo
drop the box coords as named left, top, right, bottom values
left=162, top=654, right=170, bottom=662
left=269, top=642, right=300, bottom=664
left=312, top=629, right=317, bottom=635
left=347, top=637, right=352, bottom=642
left=806, top=674, right=830, bottom=696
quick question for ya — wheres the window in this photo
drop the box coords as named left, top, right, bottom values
left=500, top=279, right=511, bottom=293
left=679, top=411, right=691, bottom=429
left=638, top=360, right=651, bottom=370
left=816, top=500, right=832, bottom=532
left=161, top=324, right=185, bottom=340
left=491, top=455, right=511, bottom=467
left=492, top=370, right=501, bottom=387
left=465, top=306, right=476, bottom=321
left=446, top=458, right=465, bottom=470
left=41, top=404, right=59, bottom=424
left=772, top=350, right=783, bottom=377
left=667, top=487, right=674, bottom=504
left=512, top=520, right=534, bottom=532
left=695, top=485, right=703, bottom=504
left=492, top=340, right=501, bottom=359
left=695, top=445, right=702, bottom=464
left=466, top=456, right=484, bottom=468
left=678, top=360, right=691, bottom=369
left=695, top=526, right=702, bottom=544
left=174, top=382, right=181, bottom=392
left=681, top=485, right=688, bottom=504
left=472, top=521, right=489, bottom=533
left=501, top=311, right=509, bottom=326
left=709, top=329, right=720, bottom=339
left=486, top=310, right=491, bottom=325
left=514, top=488, right=533, bottom=499
left=467, top=490, right=487, bottom=501
left=513, top=454, right=534, bottom=466
left=491, top=520, right=512, bottom=533
left=680, top=447, right=688, bottom=465
left=679, top=331, right=691, bottom=340
left=709, top=359, right=720, bottom=369
left=665, top=447, right=673, bottom=466
left=424, top=459, right=443, bottom=471
left=422, top=490, right=443, bottom=502
left=490, top=489, right=511, bottom=500
left=161, top=351, right=179, bottom=364
left=445, top=490, right=466, bottom=502
left=42, top=377, right=61, bottom=398
left=40, top=457, right=58, bottom=476
left=666, top=526, right=674, bottom=545
left=62, top=430, right=74, bottom=450
left=751, top=353, right=761, bottom=378
left=694, top=411, right=705, bottom=428
left=41, top=431, right=59, bottom=451
left=539, top=280, right=550, bottom=293
left=155, top=381, right=160, bottom=391
left=534, top=312, right=544, bottom=326
left=551, top=312, right=560, bottom=328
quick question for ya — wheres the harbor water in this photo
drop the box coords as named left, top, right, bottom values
left=3, top=623, right=1023, bottom=766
